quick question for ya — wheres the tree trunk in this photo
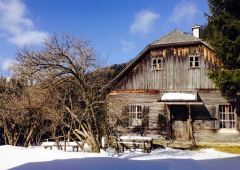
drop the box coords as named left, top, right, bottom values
left=3, top=119, right=13, bottom=145
left=69, top=135, right=90, bottom=152
left=62, top=128, right=66, bottom=151
left=23, top=128, right=35, bottom=147
left=86, top=120, right=100, bottom=153
left=13, top=130, right=22, bottom=146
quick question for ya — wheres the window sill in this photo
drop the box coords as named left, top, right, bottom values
left=189, top=67, right=201, bottom=69
left=152, top=69, right=163, bottom=71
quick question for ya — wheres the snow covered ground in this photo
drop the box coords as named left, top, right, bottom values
left=0, top=145, right=240, bottom=170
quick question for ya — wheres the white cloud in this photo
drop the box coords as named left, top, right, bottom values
left=169, top=0, right=198, bottom=24
left=0, top=0, right=48, bottom=46
left=130, top=10, right=159, bottom=34
left=8, top=31, right=48, bottom=46
left=120, top=39, right=136, bottom=52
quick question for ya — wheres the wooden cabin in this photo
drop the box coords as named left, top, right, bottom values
left=102, top=26, right=240, bottom=147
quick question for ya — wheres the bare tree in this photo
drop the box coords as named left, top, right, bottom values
left=0, top=76, right=51, bottom=146
left=15, top=34, right=107, bottom=152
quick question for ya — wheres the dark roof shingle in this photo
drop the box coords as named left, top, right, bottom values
left=151, top=29, right=202, bottom=46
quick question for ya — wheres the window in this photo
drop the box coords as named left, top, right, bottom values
left=189, top=56, right=200, bottom=67
left=220, top=105, right=236, bottom=129
left=128, top=105, right=143, bottom=126
left=152, top=58, right=163, bottom=70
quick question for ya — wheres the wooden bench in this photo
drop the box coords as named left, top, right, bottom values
left=41, top=141, right=83, bottom=152
left=63, top=142, right=83, bottom=152
left=114, top=136, right=153, bottom=153
left=41, top=142, right=56, bottom=150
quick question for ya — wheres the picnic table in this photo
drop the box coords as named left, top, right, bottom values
left=41, top=141, right=83, bottom=152
left=114, top=136, right=153, bottom=153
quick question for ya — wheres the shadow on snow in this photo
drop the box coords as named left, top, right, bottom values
left=10, top=156, right=240, bottom=170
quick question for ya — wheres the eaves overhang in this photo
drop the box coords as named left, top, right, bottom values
left=150, top=40, right=214, bottom=51
left=100, top=45, right=150, bottom=93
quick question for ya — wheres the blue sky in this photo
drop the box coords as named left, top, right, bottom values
left=0, top=0, right=209, bottom=71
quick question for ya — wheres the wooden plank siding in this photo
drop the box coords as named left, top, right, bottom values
left=107, top=91, right=168, bottom=140
left=115, top=45, right=219, bottom=91
left=106, top=42, right=240, bottom=146
left=107, top=91, right=240, bottom=144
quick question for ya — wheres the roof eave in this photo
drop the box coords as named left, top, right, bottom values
left=100, top=45, right=150, bottom=93
left=150, top=40, right=213, bottom=50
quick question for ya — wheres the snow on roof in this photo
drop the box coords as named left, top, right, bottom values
left=161, top=93, right=196, bottom=101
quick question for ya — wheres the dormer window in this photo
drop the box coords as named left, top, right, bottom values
left=152, top=58, right=163, bottom=70
left=189, top=56, right=200, bottom=68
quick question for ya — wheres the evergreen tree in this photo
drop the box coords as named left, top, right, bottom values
left=200, top=22, right=214, bottom=42
left=206, top=0, right=240, bottom=100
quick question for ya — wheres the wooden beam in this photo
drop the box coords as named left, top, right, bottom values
left=161, top=102, right=203, bottom=105
left=188, top=105, right=191, bottom=140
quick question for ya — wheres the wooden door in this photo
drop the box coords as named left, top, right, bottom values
left=170, top=105, right=188, bottom=141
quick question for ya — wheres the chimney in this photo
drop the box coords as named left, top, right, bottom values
left=192, top=25, right=200, bottom=38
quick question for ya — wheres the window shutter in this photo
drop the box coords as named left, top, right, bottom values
left=209, top=105, right=220, bottom=129
left=121, top=105, right=129, bottom=127
left=142, top=106, right=149, bottom=128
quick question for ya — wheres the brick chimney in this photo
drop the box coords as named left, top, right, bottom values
left=192, top=25, right=200, bottom=38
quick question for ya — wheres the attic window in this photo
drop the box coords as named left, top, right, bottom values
left=152, top=58, right=163, bottom=70
left=189, top=56, right=200, bottom=68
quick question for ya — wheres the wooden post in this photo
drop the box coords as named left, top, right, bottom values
left=143, top=141, right=147, bottom=153
left=169, top=105, right=173, bottom=142
left=188, top=105, right=191, bottom=141
left=64, top=138, right=66, bottom=151
left=68, top=131, right=70, bottom=142
left=122, top=146, right=124, bottom=152
left=150, top=140, right=154, bottom=151
left=188, top=105, right=196, bottom=146
left=72, top=146, right=79, bottom=152
left=115, top=139, right=119, bottom=153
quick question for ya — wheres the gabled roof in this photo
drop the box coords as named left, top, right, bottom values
left=151, top=29, right=202, bottom=46
left=101, top=29, right=213, bottom=93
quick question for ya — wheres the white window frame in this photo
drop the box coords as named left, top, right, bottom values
left=128, top=105, right=143, bottom=126
left=219, top=105, right=237, bottom=129
left=189, top=56, right=200, bottom=68
left=152, top=58, right=163, bottom=70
